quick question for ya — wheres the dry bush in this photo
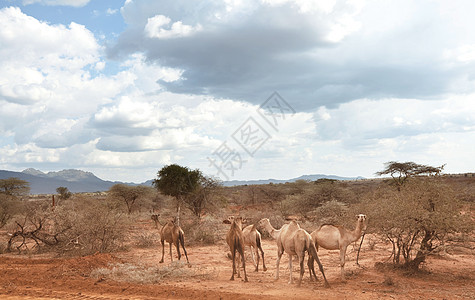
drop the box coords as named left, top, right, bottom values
left=180, top=215, right=224, bottom=246
left=7, top=195, right=129, bottom=256
left=356, top=177, right=474, bottom=269
left=313, top=200, right=349, bottom=225
left=91, top=261, right=215, bottom=284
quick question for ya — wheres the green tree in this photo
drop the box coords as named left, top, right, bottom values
left=0, top=177, right=30, bottom=197
left=375, top=161, right=444, bottom=190
left=108, top=184, right=153, bottom=214
left=153, top=164, right=202, bottom=220
left=56, top=186, right=72, bottom=201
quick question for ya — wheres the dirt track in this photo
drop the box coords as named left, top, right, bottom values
left=1, top=236, right=474, bottom=300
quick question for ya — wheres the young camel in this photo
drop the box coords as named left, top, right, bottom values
left=226, top=216, right=248, bottom=282
left=308, top=214, right=367, bottom=281
left=151, top=214, right=189, bottom=264
left=258, top=218, right=329, bottom=287
left=242, top=223, right=267, bottom=272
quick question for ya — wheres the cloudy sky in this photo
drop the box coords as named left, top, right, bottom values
left=0, top=0, right=474, bottom=183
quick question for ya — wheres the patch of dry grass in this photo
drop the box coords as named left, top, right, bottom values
left=91, top=261, right=216, bottom=284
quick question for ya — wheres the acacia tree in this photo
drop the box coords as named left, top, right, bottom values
left=0, top=177, right=30, bottom=197
left=375, top=161, right=444, bottom=190
left=359, top=176, right=473, bottom=270
left=108, top=184, right=152, bottom=214
left=153, top=164, right=207, bottom=221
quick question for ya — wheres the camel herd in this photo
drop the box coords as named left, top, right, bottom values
left=151, top=213, right=368, bottom=287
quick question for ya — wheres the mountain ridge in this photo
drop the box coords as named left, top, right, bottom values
left=0, top=168, right=364, bottom=194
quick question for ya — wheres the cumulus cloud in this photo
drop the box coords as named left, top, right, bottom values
left=144, top=15, right=202, bottom=39
left=108, top=0, right=475, bottom=111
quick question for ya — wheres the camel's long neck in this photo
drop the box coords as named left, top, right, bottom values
left=152, top=217, right=163, bottom=229
left=349, top=221, right=364, bottom=243
left=263, top=221, right=280, bottom=240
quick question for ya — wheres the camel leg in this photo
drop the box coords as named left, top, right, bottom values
left=340, top=246, right=347, bottom=281
left=312, top=250, right=330, bottom=288
left=179, top=235, right=189, bottom=264
left=275, top=247, right=284, bottom=280
left=169, top=242, right=173, bottom=262
left=259, top=244, right=267, bottom=271
left=230, top=249, right=236, bottom=281
left=239, top=244, right=248, bottom=282
left=307, top=257, right=317, bottom=281
left=175, top=240, right=181, bottom=261
left=159, top=240, right=165, bottom=263
left=297, top=252, right=305, bottom=287
left=288, top=254, right=293, bottom=284
left=249, top=245, right=258, bottom=271
left=236, top=252, right=241, bottom=278
left=254, top=246, right=260, bottom=272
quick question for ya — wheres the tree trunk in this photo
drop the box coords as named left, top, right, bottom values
left=406, top=229, right=434, bottom=270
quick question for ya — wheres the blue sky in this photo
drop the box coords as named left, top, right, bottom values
left=0, top=0, right=474, bottom=183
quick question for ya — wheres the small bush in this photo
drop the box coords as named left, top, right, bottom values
left=180, top=215, right=224, bottom=246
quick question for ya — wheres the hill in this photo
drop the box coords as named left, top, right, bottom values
left=222, top=174, right=364, bottom=186
left=0, top=169, right=123, bottom=194
left=0, top=168, right=365, bottom=194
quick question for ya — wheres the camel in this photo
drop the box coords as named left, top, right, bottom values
left=242, top=223, right=267, bottom=272
left=258, top=218, right=329, bottom=287
left=308, top=214, right=367, bottom=281
left=226, top=216, right=248, bottom=282
left=151, top=214, right=189, bottom=264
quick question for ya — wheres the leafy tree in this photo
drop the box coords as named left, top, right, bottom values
left=56, top=186, right=72, bottom=200
left=153, top=164, right=208, bottom=219
left=375, top=161, right=444, bottom=190
left=0, top=177, right=30, bottom=197
left=359, top=177, right=473, bottom=270
left=108, top=184, right=153, bottom=214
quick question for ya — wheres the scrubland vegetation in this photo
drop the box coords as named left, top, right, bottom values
left=1, top=164, right=473, bottom=272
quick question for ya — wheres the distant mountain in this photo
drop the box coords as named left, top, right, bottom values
left=0, top=169, right=133, bottom=194
left=221, top=174, right=364, bottom=186
left=0, top=168, right=364, bottom=194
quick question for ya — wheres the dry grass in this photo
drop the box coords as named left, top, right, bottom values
left=91, top=261, right=216, bottom=284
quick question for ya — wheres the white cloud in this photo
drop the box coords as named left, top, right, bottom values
left=106, top=8, right=118, bottom=16
left=144, top=14, right=202, bottom=39
left=2, top=3, right=475, bottom=183
left=22, top=0, right=90, bottom=7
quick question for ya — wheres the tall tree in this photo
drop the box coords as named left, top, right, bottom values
left=375, top=161, right=444, bottom=190
left=153, top=164, right=202, bottom=222
left=109, top=184, right=152, bottom=214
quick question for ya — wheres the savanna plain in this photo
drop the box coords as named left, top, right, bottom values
left=0, top=176, right=474, bottom=300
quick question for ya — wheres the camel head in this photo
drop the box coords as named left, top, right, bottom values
left=224, top=216, right=244, bottom=229
left=356, top=214, right=367, bottom=231
left=151, top=214, right=160, bottom=222
left=224, top=216, right=247, bottom=226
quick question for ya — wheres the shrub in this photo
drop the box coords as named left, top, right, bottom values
left=357, top=177, right=474, bottom=270
left=7, top=195, right=128, bottom=255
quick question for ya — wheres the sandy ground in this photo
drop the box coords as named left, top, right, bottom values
left=0, top=232, right=474, bottom=300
